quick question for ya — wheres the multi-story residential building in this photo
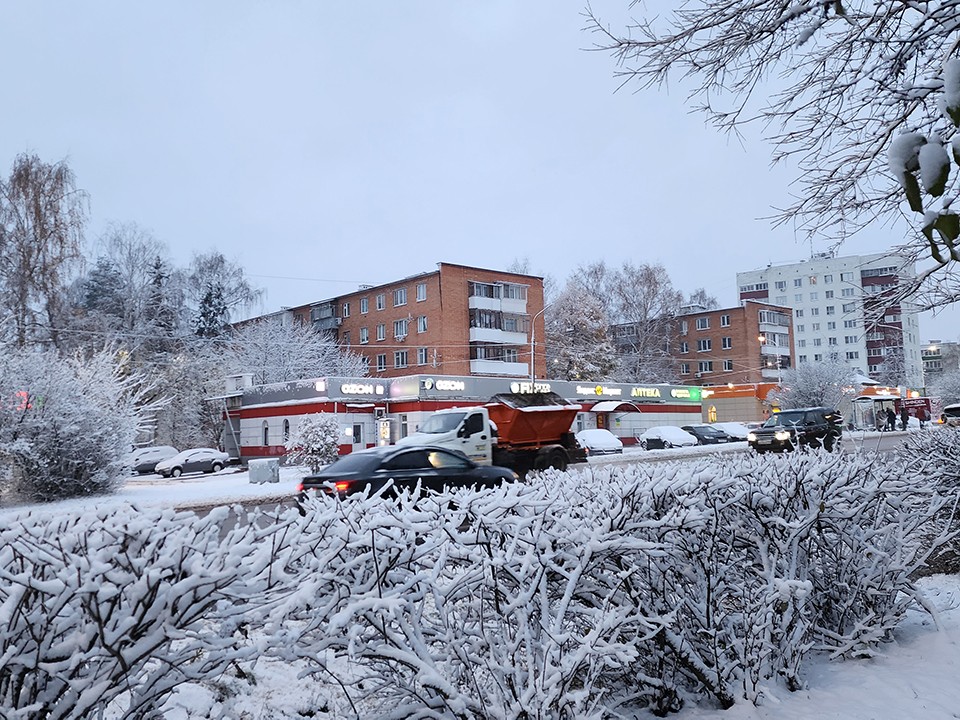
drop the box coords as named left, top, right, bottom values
left=922, top=340, right=960, bottom=386
left=267, top=263, right=547, bottom=379
left=736, top=251, right=923, bottom=387
left=611, top=300, right=794, bottom=386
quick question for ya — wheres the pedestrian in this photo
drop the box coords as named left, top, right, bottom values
left=887, top=407, right=897, bottom=431
left=900, top=405, right=909, bottom=431
left=919, top=407, right=929, bottom=429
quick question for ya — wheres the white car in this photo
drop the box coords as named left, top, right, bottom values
left=709, top=422, right=752, bottom=441
left=155, top=448, right=230, bottom=478
left=637, top=426, right=698, bottom=450
left=575, top=428, right=624, bottom=455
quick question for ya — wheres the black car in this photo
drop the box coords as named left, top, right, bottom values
left=297, top=444, right=518, bottom=498
left=681, top=424, right=732, bottom=445
left=747, top=407, right=843, bottom=454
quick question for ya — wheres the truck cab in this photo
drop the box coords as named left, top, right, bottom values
left=397, top=407, right=494, bottom=465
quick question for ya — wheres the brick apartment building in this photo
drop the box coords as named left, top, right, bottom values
left=670, top=300, right=794, bottom=385
left=275, top=263, right=547, bottom=379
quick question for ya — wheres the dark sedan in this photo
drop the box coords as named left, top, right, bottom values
left=297, top=445, right=518, bottom=498
left=681, top=424, right=732, bottom=445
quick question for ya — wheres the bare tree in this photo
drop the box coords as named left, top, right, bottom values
left=0, top=154, right=87, bottom=348
left=586, top=2, right=960, bottom=313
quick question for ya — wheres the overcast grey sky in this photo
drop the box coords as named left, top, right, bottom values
left=3, top=2, right=957, bottom=342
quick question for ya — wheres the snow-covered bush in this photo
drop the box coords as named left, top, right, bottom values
left=0, top=347, right=159, bottom=501
left=0, top=503, right=300, bottom=719
left=270, top=450, right=954, bottom=716
left=284, top=413, right=341, bottom=471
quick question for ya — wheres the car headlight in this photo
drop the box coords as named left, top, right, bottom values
left=747, top=432, right=757, bottom=442
left=775, top=430, right=791, bottom=441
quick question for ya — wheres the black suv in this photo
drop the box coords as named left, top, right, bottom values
left=747, top=407, right=843, bottom=454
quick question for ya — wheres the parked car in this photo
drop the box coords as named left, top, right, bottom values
left=123, top=445, right=179, bottom=475
left=709, top=422, right=751, bottom=441
left=747, top=407, right=843, bottom=454
left=298, top=445, right=519, bottom=498
left=155, top=448, right=231, bottom=478
left=637, top=426, right=698, bottom=450
left=575, top=428, right=624, bottom=455
left=681, top=424, right=732, bottom=445
left=942, top=403, right=960, bottom=427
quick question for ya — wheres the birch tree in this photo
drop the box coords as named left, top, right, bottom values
left=587, top=1, right=960, bottom=312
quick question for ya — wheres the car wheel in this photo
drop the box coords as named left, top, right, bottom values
left=212, top=462, right=223, bottom=472
left=664, top=441, right=673, bottom=449
left=171, top=467, right=182, bottom=478
left=639, top=440, right=648, bottom=450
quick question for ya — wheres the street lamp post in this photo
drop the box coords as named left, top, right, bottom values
left=530, top=304, right=551, bottom=381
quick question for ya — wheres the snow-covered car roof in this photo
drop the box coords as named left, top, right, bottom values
left=639, top=426, right=697, bottom=444
left=575, top=428, right=623, bottom=450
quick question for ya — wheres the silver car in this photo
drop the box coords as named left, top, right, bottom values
left=154, top=448, right=230, bottom=478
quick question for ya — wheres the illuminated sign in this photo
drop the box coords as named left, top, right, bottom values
left=424, top=378, right=466, bottom=392
left=340, top=383, right=384, bottom=395
left=630, top=387, right=662, bottom=398
left=576, top=385, right=622, bottom=397
left=510, top=381, right=552, bottom=393
left=314, top=380, right=327, bottom=392
left=670, top=387, right=702, bottom=402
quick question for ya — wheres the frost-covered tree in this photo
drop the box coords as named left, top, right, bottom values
left=930, top=369, right=960, bottom=406
left=587, top=2, right=960, bottom=312
left=187, top=251, right=261, bottom=330
left=0, top=346, right=160, bottom=501
left=545, top=281, right=618, bottom=380
left=284, top=413, right=341, bottom=471
left=686, top=287, right=718, bottom=310
left=771, top=357, right=859, bottom=410
left=226, top=319, right=368, bottom=385
left=0, top=153, right=87, bottom=349
left=193, top=281, right=229, bottom=338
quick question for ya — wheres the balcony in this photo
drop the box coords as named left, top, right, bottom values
left=469, top=327, right=528, bottom=344
left=470, top=359, right=529, bottom=376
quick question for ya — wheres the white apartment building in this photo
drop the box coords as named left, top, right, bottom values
left=736, top=251, right=923, bottom=387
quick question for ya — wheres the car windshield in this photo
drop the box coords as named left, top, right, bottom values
left=764, top=412, right=806, bottom=428
left=418, top=412, right=467, bottom=434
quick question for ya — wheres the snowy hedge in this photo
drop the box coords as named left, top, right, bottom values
left=0, top=348, right=157, bottom=501
left=284, top=412, right=341, bottom=471
left=1, top=449, right=955, bottom=718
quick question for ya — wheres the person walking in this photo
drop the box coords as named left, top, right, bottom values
left=900, top=405, right=910, bottom=431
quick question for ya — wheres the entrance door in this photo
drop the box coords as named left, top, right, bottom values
left=352, top=423, right=364, bottom=452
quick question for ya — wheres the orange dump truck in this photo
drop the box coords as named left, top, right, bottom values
left=397, top=391, right=587, bottom=474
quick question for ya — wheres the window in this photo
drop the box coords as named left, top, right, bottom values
left=845, top=335, right=857, bottom=344
left=722, top=337, right=732, bottom=350
left=417, top=347, right=428, bottom=365
left=868, top=348, right=884, bottom=357
left=842, top=287, right=856, bottom=297
left=739, top=282, right=768, bottom=292
left=828, top=337, right=837, bottom=346
left=376, top=323, right=386, bottom=341
left=798, top=339, right=806, bottom=348
left=825, top=290, right=834, bottom=299
left=394, top=350, right=408, bottom=368
left=342, top=331, right=350, bottom=345
left=844, top=319, right=859, bottom=328
left=417, top=315, right=428, bottom=333
left=794, top=294, right=803, bottom=302
left=416, top=282, right=427, bottom=302
left=826, top=305, right=835, bottom=315
left=776, top=295, right=788, bottom=304
left=360, top=327, right=369, bottom=344
left=342, top=302, right=350, bottom=318
left=283, top=420, right=290, bottom=442
left=809, top=275, right=818, bottom=285
left=698, top=361, right=713, bottom=373
left=504, top=348, right=518, bottom=362
left=393, top=288, right=407, bottom=307
left=262, top=421, right=269, bottom=447
left=843, top=303, right=857, bottom=312
left=815, top=354, right=823, bottom=361
left=502, top=283, right=527, bottom=300
left=823, top=274, right=833, bottom=283
left=680, top=342, right=689, bottom=354
left=697, top=317, right=710, bottom=330
left=775, top=281, right=786, bottom=290
left=827, top=321, right=836, bottom=329
left=680, top=363, right=690, bottom=375
left=720, top=314, right=730, bottom=327
left=794, top=278, right=803, bottom=287
left=799, top=355, right=807, bottom=363
left=840, top=271, right=854, bottom=281
left=681, top=320, right=688, bottom=335
left=394, top=319, right=408, bottom=338
left=813, top=338, right=822, bottom=347
left=360, top=297, right=369, bottom=314
left=796, top=309, right=804, bottom=318
left=809, top=292, right=818, bottom=301
left=810, top=307, right=820, bottom=316
left=846, top=351, right=860, bottom=360
left=376, top=294, right=385, bottom=311
left=697, top=338, right=712, bottom=351
left=376, top=354, right=387, bottom=372
left=812, top=322, right=820, bottom=331
left=723, top=359, right=734, bottom=371
left=797, top=324, right=805, bottom=333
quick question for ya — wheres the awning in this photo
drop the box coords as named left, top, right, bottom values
left=589, top=401, right=642, bottom=413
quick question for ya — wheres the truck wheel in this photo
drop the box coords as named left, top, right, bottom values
left=549, top=449, right=568, bottom=472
